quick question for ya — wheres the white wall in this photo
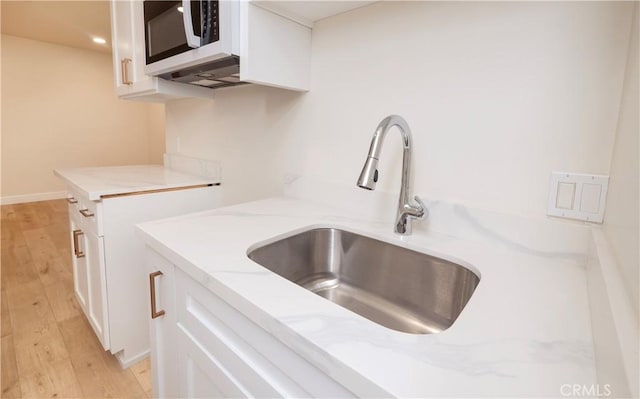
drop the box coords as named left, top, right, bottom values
left=147, top=103, right=166, bottom=164
left=0, top=34, right=165, bottom=203
left=165, top=1, right=633, bottom=217
left=165, top=86, right=299, bottom=206
left=603, top=4, right=639, bottom=315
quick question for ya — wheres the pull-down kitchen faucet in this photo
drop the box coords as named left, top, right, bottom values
left=357, top=115, right=427, bottom=235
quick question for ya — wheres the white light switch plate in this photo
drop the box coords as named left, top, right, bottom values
left=547, top=172, right=609, bottom=223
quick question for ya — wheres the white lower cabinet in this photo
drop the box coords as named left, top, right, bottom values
left=83, top=228, right=109, bottom=348
left=69, top=198, right=110, bottom=348
left=146, top=250, right=179, bottom=398
left=64, top=186, right=221, bottom=367
left=145, top=250, right=356, bottom=398
left=177, top=327, right=249, bottom=398
left=69, top=211, right=88, bottom=315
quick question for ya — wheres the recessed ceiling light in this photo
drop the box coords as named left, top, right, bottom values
left=93, top=37, right=107, bottom=45
left=177, top=6, right=184, bottom=12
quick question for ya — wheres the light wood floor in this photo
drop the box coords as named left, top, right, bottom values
left=1, top=200, right=152, bottom=398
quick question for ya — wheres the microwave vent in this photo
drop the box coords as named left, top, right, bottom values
left=158, top=55, right=246, bottom=89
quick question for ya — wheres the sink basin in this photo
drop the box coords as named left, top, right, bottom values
left=247, top=228, right=479, bottom=334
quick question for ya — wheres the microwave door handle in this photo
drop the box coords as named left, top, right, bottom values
left=183, top=0, right=201, bottom=48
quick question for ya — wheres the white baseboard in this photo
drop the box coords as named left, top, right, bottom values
left=0, top=191, right=67, bottom=205
left=115, top=349, right=150, bottom=369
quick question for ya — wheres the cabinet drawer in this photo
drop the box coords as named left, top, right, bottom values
left=67, top=189, right=103, bottom=236
left=176, top=296, right=288, bottom=398
left=175, top=268, right=354, bottom=398
left=177, top=325, right=252, bottom=398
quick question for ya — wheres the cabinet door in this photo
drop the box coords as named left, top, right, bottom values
left=146, top=251, right=178, bottom=398
left=70, top=217, right=88, bottom=314
left=176, top=326, right=248, bottom=399
left=83, top=229, right=110, bottom=350
left=130, top=0, right=151, bottom=86
left=110, top=0, right=135, bottom=94
left=174, top=267, right=355, bottom=398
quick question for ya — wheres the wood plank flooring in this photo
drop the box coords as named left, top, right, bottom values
left=1, top=200, right=152, bottom=398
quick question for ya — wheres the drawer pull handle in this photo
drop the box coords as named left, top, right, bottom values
left=149, top=271, right=166, bottom=319
left=79, top=209, right=94, bottom=217
left=73, top=229, right=85, bottom=258
left=66, top=197, right=78, bottom=204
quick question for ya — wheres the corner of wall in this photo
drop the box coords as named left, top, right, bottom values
left=587, top=229, right=639, bottom=398
left=601, top=1, right=639, bottom=313
left=146, top=103, right=166, bottom=164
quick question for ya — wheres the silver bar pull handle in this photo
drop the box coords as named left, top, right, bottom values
left=67, top=197, right=78, bottom=204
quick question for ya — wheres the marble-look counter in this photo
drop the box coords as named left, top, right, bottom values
left=136, top=192, right=597, bottom=397
left=54, top=165, right=220, bottom=200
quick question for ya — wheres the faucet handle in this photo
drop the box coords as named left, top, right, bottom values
left=414, top=196, right=428, bottom=219
left=403, top=196, right=427, bottom=219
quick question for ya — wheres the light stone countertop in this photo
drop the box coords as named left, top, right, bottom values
left=54, top=165, right=220, bottom=200
left=136, top=195, right=597, bottom=397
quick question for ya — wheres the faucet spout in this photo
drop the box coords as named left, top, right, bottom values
left=356, top=115, right=427, bottom=235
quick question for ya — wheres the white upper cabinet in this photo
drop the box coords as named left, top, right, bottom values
left=110, top=0, right=215, bottom=102
left=239, top=2, right=311, bottom=91
left=110, top=0, right=315, bottom=101
left=111, top=0, right=134, bottom=95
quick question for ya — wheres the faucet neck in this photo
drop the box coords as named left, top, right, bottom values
left=358, top=115, right=424, bottom=235
left=368, top=115, right=413, bottom=162
left=369, top=116, right=413, bottom=210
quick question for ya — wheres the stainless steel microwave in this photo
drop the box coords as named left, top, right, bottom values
left=143, top=0, right=239, bottom=78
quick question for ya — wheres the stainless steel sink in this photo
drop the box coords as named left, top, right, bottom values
left=247, top=228, right=479, bottom=334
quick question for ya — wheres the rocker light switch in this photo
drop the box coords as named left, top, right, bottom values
left=580, top=183, right=602, bottom=214
left=547, top=172, right=608, bottom=223
left=556, top=182, right=575, bottom=209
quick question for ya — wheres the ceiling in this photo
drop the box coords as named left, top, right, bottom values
left=1, top=1, right=112, bottom=54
